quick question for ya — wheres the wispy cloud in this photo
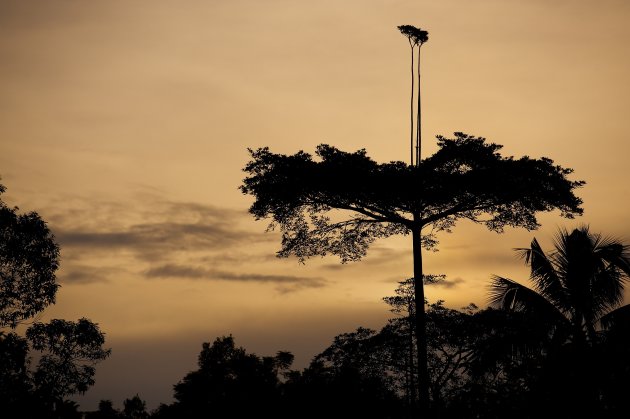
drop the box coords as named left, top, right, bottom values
left=426, top=276, right=466, bottom=289
left=145, top=263, right=328, bottom=293
left=321, top=246, right=409, bottom=271
left=57, top=221, right=268, bottom=258
left=58, top=265, right=125, bottom=285
left=52, top=198, right=272, bottom=261
left=40, top=194, right=303, bottom=290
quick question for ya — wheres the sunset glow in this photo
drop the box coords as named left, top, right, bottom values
left=1, top=0, right=629, bottom=411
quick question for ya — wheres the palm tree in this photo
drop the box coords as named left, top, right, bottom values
left=490, top=226, right=630, bottom=344
left=489, top=226, right=630, bottom=414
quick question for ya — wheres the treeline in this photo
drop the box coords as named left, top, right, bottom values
left=87, top=304, right=630, bottom=419
left=88, top=227, right=630, bottom=419
left=3, top=183, right=630, bottom=418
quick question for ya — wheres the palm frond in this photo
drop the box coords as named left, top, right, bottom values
left=589, top=237, right=630, bottom=318
left=488, top=276, right=568, bottom=327
left=566, top=227, right=629, bottom=321
left=517, top=238, right=567, bottom=311
left=590, top=266, right=625, bottom=318
left=489, top=276, right=544, bottom=313
left=600, top=304, right=630, bottom=331
left=550, top=226, right=571, bottom=279
left=594, top=235, right=630, bottom=278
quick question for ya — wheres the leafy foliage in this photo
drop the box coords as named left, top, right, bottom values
left=490, top=226, right=630, bottom=342
left=27, top=318, right=111, bottom=400
left=397, top=25, right=429, bottom=46
left=85, top=399, right=120, bottom=419
left=241, top=134, right=584, bottom=262
left=123, top=394, right=149, bottom=419
left=0, top=184, right=110, bottom=417
left=489, top=227, right=630, bottom=415
left=0, top=185, right=59, bottom=328
left=241, top=134, right=584, bottom=414
left=0, top=332, right=32, bottom=407
left=170, top=336, right=293, bottom=418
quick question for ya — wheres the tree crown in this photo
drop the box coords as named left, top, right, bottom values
left=397, top=25, right=429, bottom=45
left=241, top=133, right=584, bottom=262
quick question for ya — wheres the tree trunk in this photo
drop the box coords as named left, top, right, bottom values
left=409, top=43, right=415, bottom=166
left=416, top=46, right=422, bottom=166
left=412, top=217, right=430, bottom=415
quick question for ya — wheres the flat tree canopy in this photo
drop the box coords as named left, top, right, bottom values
left=241, top=133, right=584, bottom=262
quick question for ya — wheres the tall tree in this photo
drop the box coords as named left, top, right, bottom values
left=414, top=28, right=427, bottom=165
left=398, top=25, right=429, bottom=166
left=241, top=133, right=584, bottom=413
left=397, top=25, right=428, bottom=166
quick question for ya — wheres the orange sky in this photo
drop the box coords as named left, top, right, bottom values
left=1, top=0, right=629, bottom=411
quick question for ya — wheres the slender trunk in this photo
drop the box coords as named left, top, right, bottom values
left=416, top=46, right=422, bottom=166
left=409, top=42, right=415, bottom=166
left=412, top=217, right=430, bottom=415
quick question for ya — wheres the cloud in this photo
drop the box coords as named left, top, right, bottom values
left=60, top=269, right=108, bottom=284
left=380, top=275, right=466, bottom=289
left=145, top=263, right=327, bottom=293
left=57, top=222, right=265, bottom=253
left=426, top=276, right=466, bottom=289
left=320, top=246, right=409, bottom=271
left=39, top=195, right=296, bottom=290
left=49, top=197, right=274, bottom=264
left=58, top=265, right=125, bottom=285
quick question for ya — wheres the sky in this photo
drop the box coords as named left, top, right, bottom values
left=1, top=0, right=630, bottom=411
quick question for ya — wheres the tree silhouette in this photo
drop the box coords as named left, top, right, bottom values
left=172, top=335, right=293, bottom=418
left=123, top=394, right=149, bottom=419
left=85, top=399, right=120, bottom=419
left=303, top=297, right=524, bottom=418
left=490, top=226, right=630, bottom=345
left=0, top=183, right=110, bottom=418
left=0, top=183, right=59, bottom=328
left=441, top=306, right=549, bottom=418
left=54, top=399, right=82, bottom=419
left=382, top=275, right=443, bottom=408
left=384, top=278, right=418, bottom=406
left=27, top=318, right=111, bottom=405
left=0, top=331, right=32, bottom=412
left=397, top=25, right=428, bottom=166
left=296, top=328, right=404, bottom=419
left=490, top=226, right=630, bottom=414
left=241, top=133, right=583, bottom=413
